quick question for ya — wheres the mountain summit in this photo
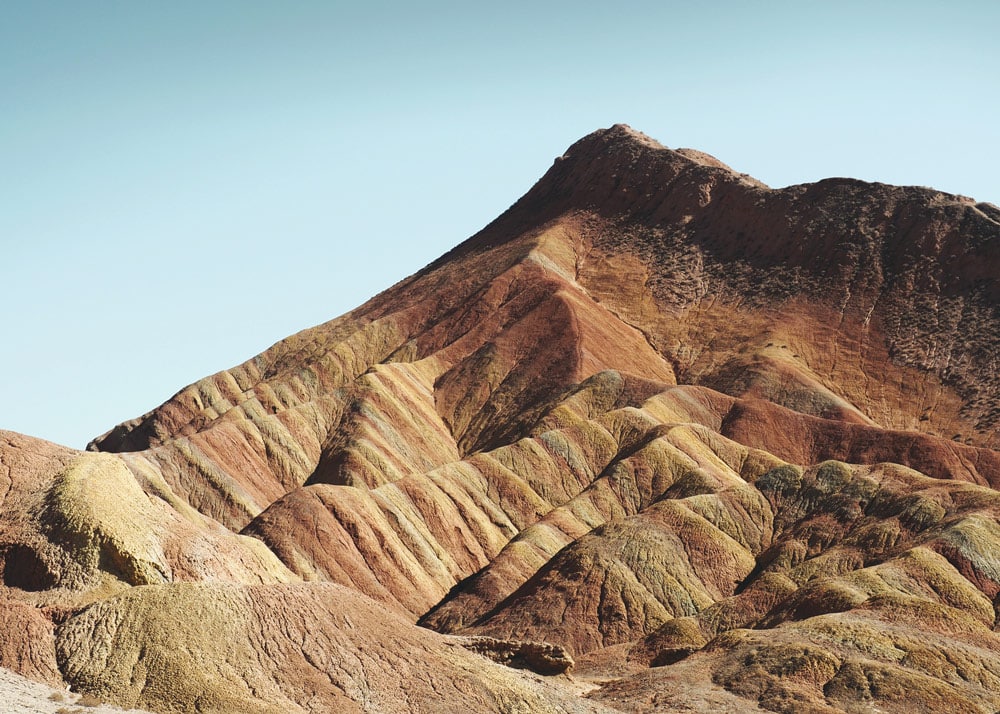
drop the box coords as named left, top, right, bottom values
left=3, top=126, right=1000, bottom=712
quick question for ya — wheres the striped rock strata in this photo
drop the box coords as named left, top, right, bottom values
left=1, top=125, right=999, bottom=712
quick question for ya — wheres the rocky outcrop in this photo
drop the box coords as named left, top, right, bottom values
left=454, top=636, right=575, bottom=675
left=2, top=125, right=999, bottom=712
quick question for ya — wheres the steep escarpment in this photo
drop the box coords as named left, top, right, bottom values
left=2, top=125, right=999, bottom=713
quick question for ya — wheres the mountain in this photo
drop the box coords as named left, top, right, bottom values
left=3, top=124, right=1000, bottom=713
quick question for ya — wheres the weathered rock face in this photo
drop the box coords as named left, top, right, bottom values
left=55, top=582, right=610, bottom=714
left=2, top=124, right=1000, bottom=713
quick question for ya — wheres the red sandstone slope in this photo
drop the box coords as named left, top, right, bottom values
left=1, top=125, right=999, bottom=713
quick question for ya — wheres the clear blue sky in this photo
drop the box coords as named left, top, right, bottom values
left=3, top=1, right=998, bottom=449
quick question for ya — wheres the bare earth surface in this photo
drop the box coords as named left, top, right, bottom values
left=2, top=125, right=999, bottom=712
left=0, top=666, right=154, bottom=714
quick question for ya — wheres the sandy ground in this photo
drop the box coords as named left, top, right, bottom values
left=0, top=667, right=154, bottom=714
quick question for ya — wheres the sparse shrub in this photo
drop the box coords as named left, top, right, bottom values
left=814, top=460, right=852, bottom=492
left=76, top=693, right=104, bottom=707
left=756, top=464, right=802, bottom=497
left=48, top=692, right=66, bottom=702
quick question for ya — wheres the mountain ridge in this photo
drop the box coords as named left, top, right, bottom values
left=91, top=123, right=1000, bottom=460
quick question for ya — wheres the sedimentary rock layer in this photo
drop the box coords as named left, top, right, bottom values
left=2, top=124, right=999, bottom=712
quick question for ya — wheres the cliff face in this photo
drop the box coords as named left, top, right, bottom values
left=3, top=125, right=1000, bottom=713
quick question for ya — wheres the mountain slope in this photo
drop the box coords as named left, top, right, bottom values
left=2, top=124, right=999, bottom=713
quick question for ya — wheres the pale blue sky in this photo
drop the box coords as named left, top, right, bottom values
left=2, top=1, right=998, bottom=449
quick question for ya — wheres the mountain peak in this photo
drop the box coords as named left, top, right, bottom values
left=568, top=123, right=668, bottom=153
left=554, top=123, right=684, bottom=175
left=557, top=123, right=738, bottom=175
left=474, top=124, right=763, bottom=239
